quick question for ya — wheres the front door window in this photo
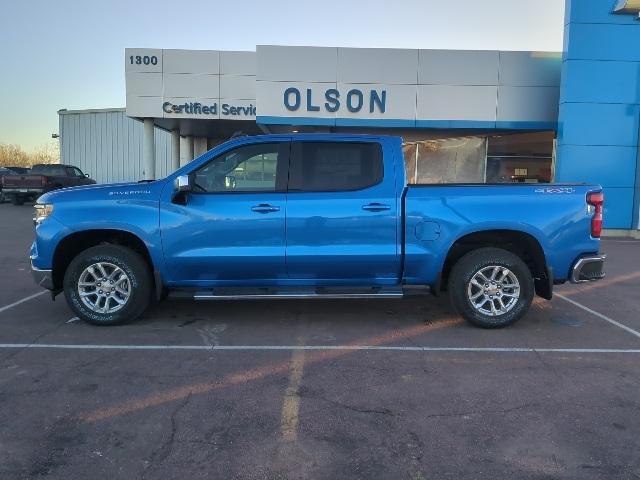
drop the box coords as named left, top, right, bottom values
left=192, top=143, right=284, bottom=193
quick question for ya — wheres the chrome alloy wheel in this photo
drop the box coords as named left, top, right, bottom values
left=467, top=265, right=520, bottom=317
left=77, top=262, right=131, bottom=314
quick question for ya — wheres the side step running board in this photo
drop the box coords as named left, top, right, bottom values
left=194, top=291, right=404, bottom=300
left=169, top=286, right=431, bottom=301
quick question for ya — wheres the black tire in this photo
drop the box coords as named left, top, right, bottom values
left=11, top=196, right=24, bottom=206
left=63, top=245, right=152, bottom=326
left=448, top=247, right=534, bottom=328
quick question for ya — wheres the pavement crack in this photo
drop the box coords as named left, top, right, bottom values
left=0, top=319, right=67, bottom=364
left=298, top=390, right=395, bottom=416
left=404, top=332, right=424, bottom=350
left=140, top=393, right=192, bottom=479
left=340, top=404, right=394, bottom=416
left=533, top=349, right=563, bottom=379
left=423, top=402, right=539, bottom=419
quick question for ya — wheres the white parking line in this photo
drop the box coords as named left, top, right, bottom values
left=0, top=343, right=639, bottom=353
left=0, top=291, right=46, bottom=314
left=556, top=293, right=640, bottom=339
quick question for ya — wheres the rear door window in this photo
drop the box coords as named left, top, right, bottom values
left=289, top=142, right=383, bottom=192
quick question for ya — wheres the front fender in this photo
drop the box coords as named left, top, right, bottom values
left=34, top=198, right=162, bottom=273
left=31, top=216, right=74, bottom=270
left=65, top=221, right=163, bottom=270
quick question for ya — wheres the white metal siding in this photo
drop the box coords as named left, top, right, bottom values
left=59, top=109, right=171, bottom=184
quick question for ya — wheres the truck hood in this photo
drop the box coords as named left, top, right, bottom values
left=38, top=180, right=165, bottom=204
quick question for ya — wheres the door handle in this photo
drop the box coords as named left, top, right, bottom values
left=362, top=203, right=391, bottom=212
left=251, top=204, right=280, bottom=213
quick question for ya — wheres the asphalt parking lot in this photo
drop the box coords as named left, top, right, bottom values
left=1, top=203, right=640, bottom=479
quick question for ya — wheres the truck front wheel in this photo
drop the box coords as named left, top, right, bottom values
left=63, top=245, right=152, bottom=326
left=448, top=247, right=534, bottom=328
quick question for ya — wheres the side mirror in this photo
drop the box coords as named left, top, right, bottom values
left=85, top=173, right=90, bottom=178
left=174, top=174, right=191, bottom=192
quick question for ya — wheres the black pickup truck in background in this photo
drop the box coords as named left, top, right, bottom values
left=1, top=164, right=96, bottom=205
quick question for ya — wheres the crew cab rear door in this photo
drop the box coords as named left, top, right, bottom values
left=285, top=140, right=400, bottom=284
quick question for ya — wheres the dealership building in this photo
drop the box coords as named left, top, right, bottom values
left=59, top=0, right=640, bottom=233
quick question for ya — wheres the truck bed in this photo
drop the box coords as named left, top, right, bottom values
left=403, top=183, right=601, bottom=285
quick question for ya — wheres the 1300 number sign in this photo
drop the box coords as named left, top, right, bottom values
left=129, top=55, right=158, bottom=66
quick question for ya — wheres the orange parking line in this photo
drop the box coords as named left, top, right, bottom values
left=80, top=317, right=461, bottom=423
left=559, top=270, right=640, bottom=296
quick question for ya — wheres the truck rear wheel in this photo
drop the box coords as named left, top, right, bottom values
left=63, top=245, right=152, bottom=326
left=11, top=195, right=24, bottom=206
left=448, top=247, right=534, bottom=328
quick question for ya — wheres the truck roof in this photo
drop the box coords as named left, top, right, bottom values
left=236, top=133, right=402, bottom=142
left=31, top=164, right=80, bottom=169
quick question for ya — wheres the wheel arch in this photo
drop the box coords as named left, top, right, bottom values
left=52, top=228, right=155, bottom=292
left=439, top=229, right=551, bottom=299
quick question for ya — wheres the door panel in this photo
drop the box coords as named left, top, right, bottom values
left=285, top=141, right=400, bottom=284
left=160, top=141, right=289, bottom=285
left=161, top=193, right=287, bottom=283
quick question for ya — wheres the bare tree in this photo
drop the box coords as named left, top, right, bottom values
left=0, top=141, right=59, bottom=168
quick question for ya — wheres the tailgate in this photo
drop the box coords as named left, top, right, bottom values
left=2, top=175, right=45, bottom=188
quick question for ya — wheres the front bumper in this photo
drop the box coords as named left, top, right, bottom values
left=31, top=261, right=54, bottom=290
left=570, top=254, right=606, bottom=283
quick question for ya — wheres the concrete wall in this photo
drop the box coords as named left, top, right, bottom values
left=555, top=0, right=640, bottom=229
left=256, top=46, right=561, bottom=129
left=126, top=49, right=256, bottom=121
left=125, top=46, right=562, bottom=131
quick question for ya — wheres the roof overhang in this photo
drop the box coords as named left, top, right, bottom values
left=151, top=117, right=261, bottom=138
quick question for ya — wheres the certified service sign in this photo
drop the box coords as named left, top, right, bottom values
left=161, top=102, right=257, bottom=118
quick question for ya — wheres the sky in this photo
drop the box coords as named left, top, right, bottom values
left=0, top=0, right=565, bottom=152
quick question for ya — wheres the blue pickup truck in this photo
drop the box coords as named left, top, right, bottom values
left=30, top=134, right=605, bottom=328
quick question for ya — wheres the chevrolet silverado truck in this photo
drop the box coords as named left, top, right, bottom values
left=30, top=134, right=606, bottom=327
left=2, top=164, right=95, bottom=205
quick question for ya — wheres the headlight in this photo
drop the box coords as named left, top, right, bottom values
left=33, top=204, right=54, bottom=225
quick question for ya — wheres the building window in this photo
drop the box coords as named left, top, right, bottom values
left=403, top=131, right=555, bottom=185
left=485, top=131, right=554, bottom=183
left=403, top=136, right=486, bottom=184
